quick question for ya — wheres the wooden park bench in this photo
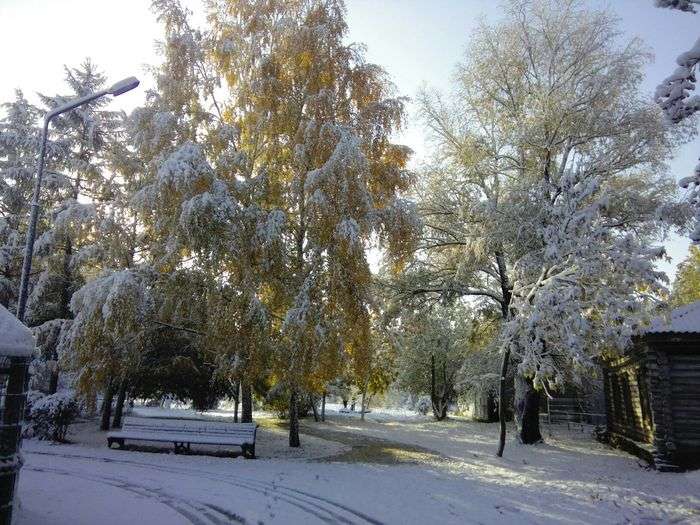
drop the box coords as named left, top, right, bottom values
left=107, top=417, right=258, bottom=458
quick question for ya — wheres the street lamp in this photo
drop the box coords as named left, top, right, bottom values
left=15, top=76, right=140, bottom=322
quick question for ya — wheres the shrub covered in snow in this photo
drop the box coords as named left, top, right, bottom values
left=26, top=390, right=80, bottom=442
left=415, top=396, right=431, bottom=416
left=264, top=384, right=313, bottom=419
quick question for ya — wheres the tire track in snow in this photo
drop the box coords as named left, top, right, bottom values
left=25, top=450, right=383, bottom=525
left=28, top=456, right=343, bottom=524
left=24, top=465, right=233, bottom=525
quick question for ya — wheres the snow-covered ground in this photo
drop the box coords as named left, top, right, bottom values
left=14, top=405, right=700, bottom=524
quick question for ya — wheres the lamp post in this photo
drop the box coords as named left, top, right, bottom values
left=15, top=76, right=140, bottom=322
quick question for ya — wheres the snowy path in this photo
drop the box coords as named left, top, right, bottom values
left=304, top=415, right=700, bottom=524
left=18, top=446, right=384, bottom=525
left=14, top=411, right=700, bottom=524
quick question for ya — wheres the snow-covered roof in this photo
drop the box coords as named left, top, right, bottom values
left=646, top=300, right=700, bottom=335
left=0, top=304, right=35, bottom=357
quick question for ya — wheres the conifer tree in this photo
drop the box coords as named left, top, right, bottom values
left=0, top=91, right=46, bottom=308
left=0, top=62, right=126, bottom=396
left=29, top=61, right=125, bottom=394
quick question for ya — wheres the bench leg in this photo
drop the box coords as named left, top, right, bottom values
left=107, top=438, right=124, bottom=449
left=173, top=442, right=190, bottom=454
left=242, top=444, right=255, bottom=459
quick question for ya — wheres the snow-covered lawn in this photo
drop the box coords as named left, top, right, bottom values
left=14, top=406, right=700, bottom=524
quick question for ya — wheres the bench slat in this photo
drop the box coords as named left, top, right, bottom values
left=107, top=417, right=257, bottom=447
left=108, top=431, right=254, bottom=445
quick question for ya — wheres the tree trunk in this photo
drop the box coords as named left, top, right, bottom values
left=430, top=354, right=436, bottom=416
left=112, top=379, right=128, bottom=429
left=241, top=382, right=252, bottom=423
left=360, top=382, right=367, bottom=421
left=49, top=240, right=73, bottom=396
left=496, top=348, right=511, bottom=457
left=48, top=358, right=59, bottom=395
left=100, top=382, right=115, bottom=431
left=289, top=389, right=300, bottom=447
left=432, top=397, right=448, bottom=420
left=233, top=380, right=240, bottom=423
left=85, top=390, right=97, bottom=417
left=514, top=374, right=542, bottom=444
left=495, top=250, right=513, bottom=457
left=430, top=355, right=449, bottom=421
left=310, top=394, right=320, bottom=422
left=321, top=391, right=326, bottom=422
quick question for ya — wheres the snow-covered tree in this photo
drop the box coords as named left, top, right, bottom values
left=655, top=0, right=700, bottom=242
left=395, top=304, right=474, bottom=421
left=403, top=0, right=690, bottom=455
left=28, top=61, right=126, bottom=395
left=0, top=62, right=127, bottom=398
left=656, top=0, right=700, bottom=12
left=64, top=269, right=154, bottom=429
left=206, top=0, right=418, bottom=446
left=0, top=91, right=61, bottom=309
left=127, top=0, right=285, bottom=424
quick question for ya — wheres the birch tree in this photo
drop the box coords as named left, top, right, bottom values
left=128, top=0, right=283, bottom=423
left=405, top=0, right=690, bottom=455
left=207, top=0, right=418, bottom=446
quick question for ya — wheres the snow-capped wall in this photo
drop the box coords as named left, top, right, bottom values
left=0, top=304, right=35, bottom=357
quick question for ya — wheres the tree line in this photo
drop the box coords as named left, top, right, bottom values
left=1, top=0, right=696, bottom=454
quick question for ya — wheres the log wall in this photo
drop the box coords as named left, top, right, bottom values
left=603, top=352, right=654, bottom=444
left=604, top=338, right=700, bottom=470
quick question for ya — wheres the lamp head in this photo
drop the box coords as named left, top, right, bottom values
left=108, top=76, right=140, bottom=96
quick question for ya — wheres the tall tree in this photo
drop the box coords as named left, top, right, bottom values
left=395, top=304, right=473, bottom=421
left=0, top=91, right=47, bottom=308
left=31, top=61, right=125, bottom=394
left=671, top=245, right=700, bottom=305
left=207, top=0, right=418, bottom=446
left=655, top=0, right=700, bottom=242
left=403, top=0, right=689, bottom=455
left=0, top=62, right=126, bottom=396
left=126, top=0, right=284, bottom=421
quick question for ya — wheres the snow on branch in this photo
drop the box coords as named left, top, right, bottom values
left=655, top=1, right=700, bottom=241
left=655, top=0, right=700, bottom=12
left=655, top=37, right=700, bottom=124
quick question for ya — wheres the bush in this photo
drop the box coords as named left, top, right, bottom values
left=23, top=389, right=45, bottom=418
left=26, top=391, right=80, bottom=442
left=415, top=395, right=431, bottom=416
left=263, top=384, right=312, bottom=419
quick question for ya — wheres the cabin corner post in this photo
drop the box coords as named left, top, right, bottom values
left=646, top=345, right=679, bottom=471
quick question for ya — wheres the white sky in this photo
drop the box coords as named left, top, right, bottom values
left=1, top=0, right=699, bottom=279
